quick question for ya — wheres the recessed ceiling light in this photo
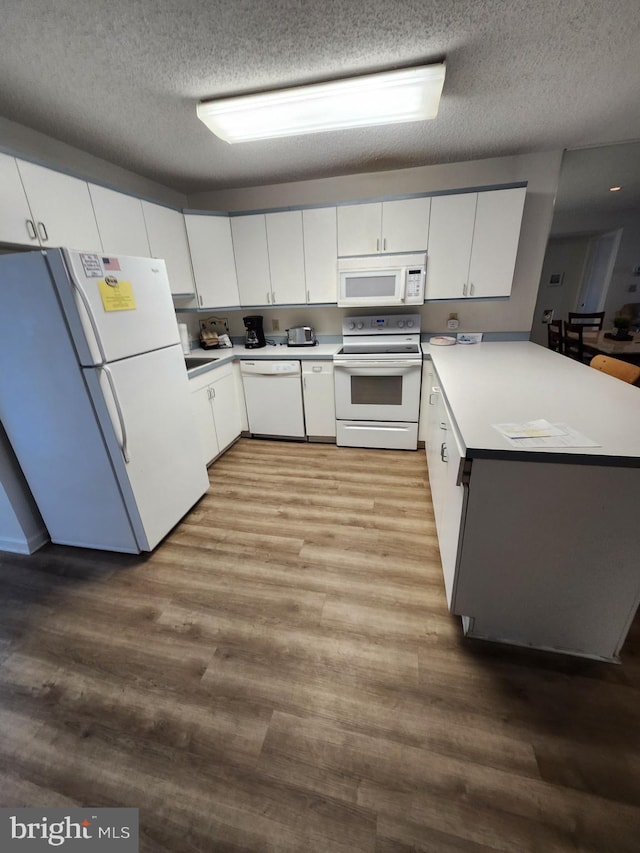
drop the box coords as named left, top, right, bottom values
left=197, top=63, right=446, bottom=144
left=609, top=186, right=622, bottom=192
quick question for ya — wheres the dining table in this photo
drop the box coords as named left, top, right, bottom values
left=581, top=329, right=640, bottom=362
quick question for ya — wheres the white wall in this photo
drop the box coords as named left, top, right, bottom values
left=530, top=237, right=590, bottom=346
left=188, top=151, right=563, bottom=335
left=0, top=425, right=48, bottom=554
left=0, top=116, right=186, bottom=209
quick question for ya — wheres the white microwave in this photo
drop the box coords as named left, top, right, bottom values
left=338, top=252, right=426, bottom=307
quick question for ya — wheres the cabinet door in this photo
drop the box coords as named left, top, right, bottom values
left=467, top=187, right=526, bottom=298
left=425, top=193, right=476, bottom=300
left=190, top=384, right=219, bottom=466
left=425, top=383, right=447, bottom=533
left=265, top=210, right=306, bottom=305
left=302, top=362, right=336, bottom=438
left=89, top=184, right=151, bottom=258
left=439, top=401, right=466, bottom=610
left=142, top=201, right=195, bottom=295
left=381, top=198, right=430, bottom=253
left=0, top=153, right=39, bottom=246
left=185, top=214, right=240, bottom=309
left=303, top=207, right=337, bottom=304
left=337, top=202, right=382, bottom=256
left=231, top=214, right=271, bottom=306
left=17, top=159, right=101, bottom=252
left=210, top=370, right=242, bottom=451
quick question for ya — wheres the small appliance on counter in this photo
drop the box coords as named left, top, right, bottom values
left=286, top=326, right=317, bottom=347
left=199, top=316, right=232, bottom=350
left=243, top=315, right=266, bottom=349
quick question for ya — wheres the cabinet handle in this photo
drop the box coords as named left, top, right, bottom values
left=376, top=238, right=380, bottom=252
left=25, top=219, right=37, bottom=240
left=307, top=289, right=310, bottom=303
left=211, top=387, right=215, bottom=399
left=462, top=283, right=467, bottom=296
left=266, top=291, right=270, bottom=305
left=440, top=421, right=447, bottom=430
left=199, top=294, right=203, bottom=306
left=470, top=282, right=475, bottom=296
left=383, top=238, right=387, bottom=251
left=272, top=291, right=275, bottom=304
left=37, top=221, right=49, bottom=241
left=440, top=442, right=448, bottom=463
left=303, top=377, right=306, bottom=390
left=428, top=392, right=437, bottom=405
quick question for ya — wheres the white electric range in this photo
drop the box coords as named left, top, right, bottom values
left=333, top=313, right=423, bottom=450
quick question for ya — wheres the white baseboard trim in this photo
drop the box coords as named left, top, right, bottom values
left=0, top=526, right=49, bottom=555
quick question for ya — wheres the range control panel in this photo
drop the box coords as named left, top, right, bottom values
left=342, top=313, right=421, bottom=335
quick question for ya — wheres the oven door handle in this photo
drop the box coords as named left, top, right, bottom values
left=334, top=360, right=421, bottom=373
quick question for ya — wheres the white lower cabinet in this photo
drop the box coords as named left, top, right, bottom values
left=189, top=363, right=241, bottom=465
left=425, top=371, right=468, bottom=610
left=302, top=361, right=336, bottom=439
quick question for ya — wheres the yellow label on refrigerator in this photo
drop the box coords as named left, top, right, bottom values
left=98, top=277, right=136, bottom=312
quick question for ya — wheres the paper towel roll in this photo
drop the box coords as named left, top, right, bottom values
left=178, top=323, right=190, bottom=355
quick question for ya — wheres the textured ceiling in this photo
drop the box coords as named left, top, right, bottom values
left=1, top=0, right=640, bottom=194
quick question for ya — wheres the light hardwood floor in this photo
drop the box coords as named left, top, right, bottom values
left=1, top=438, right=639, bottom=852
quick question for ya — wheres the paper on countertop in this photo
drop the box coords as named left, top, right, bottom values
left=493, top=419, right=568, bottom=439
left=493, top=421, right=600, bottom=448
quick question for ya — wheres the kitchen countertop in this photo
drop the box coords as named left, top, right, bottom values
left=184, top=343, right=341, bottom=377
left=429, top=341, right=640, bottom=464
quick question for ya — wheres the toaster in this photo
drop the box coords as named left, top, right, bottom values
left=286, top=326, right=317, bottom=346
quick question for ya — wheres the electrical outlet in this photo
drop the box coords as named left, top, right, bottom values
left=447, top=318, right=459, bottom=330
left=272, top=318, right=280, bottom=331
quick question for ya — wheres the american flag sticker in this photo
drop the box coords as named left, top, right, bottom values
left=102, top=257, right=121, bottom=271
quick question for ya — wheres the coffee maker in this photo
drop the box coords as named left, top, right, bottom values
left=243, top=315, right=266, bottom=349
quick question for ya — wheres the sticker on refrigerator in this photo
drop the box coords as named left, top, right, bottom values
left=79, top=252, right=103, bottom=277
left=98, top=277, right=137, bottom=311
left=103, top=256, right=121, bottom=271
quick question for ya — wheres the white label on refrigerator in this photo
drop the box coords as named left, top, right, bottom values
left=79, top=253, right=103, bottom=278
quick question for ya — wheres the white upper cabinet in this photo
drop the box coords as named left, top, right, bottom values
left=380, top=197, right=431, bottom=253
left=185, top=214, right=240, bottom=309
left=0, top=152, right=40, bottom=246
left=337, top=198, right=430, bottom=256
left=265, top=210, right=306, bottom=305
left=425, top=187, right=526, bottom=300
left=88, top=184, right=151, bottom=258
left=141, top=201, right=195, bottom=295
left=425, top=193, right=477, bottom=300
left=232, top=211, right=306, bottom=306
left=467, top=188, right=526, bottom=298
left=231, top=214, right=271, bottom=306
left=16, top=159, right=102, bottom=252
left=337, top=202, right=382, bottom=256
left=302, top=207, right=337, bottom=304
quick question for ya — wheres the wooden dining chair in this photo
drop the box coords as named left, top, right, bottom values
left=589, top=354, right=640, bottom=385
left=547, top=319, right=563, bottom=353
left=562, top=321, right=586, bottom=361
left=568, top=311, right=605, bottom=330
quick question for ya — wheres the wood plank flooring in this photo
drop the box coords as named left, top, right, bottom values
left=1, top=438, right=639, bottom=852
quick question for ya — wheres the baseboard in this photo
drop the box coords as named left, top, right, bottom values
left=0, top=525, right=49, bottom=555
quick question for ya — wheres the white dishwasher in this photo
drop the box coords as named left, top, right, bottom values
left=240, top=360, right=306, bottom=439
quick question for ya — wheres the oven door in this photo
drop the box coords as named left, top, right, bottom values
left=333, top=358, right=422, bottom=422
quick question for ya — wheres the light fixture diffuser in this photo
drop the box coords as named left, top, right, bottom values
left=197, top=63, right=446, bottom=144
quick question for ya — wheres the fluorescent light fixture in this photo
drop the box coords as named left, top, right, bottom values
left=197, top=63, right=446, bottom=144
left=609, top=186, right=622, bottom=192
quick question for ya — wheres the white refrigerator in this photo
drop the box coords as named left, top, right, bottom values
left=0, top=248, right=209, bottom=553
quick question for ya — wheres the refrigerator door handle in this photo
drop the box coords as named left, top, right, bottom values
left=99, top=365, right=130, bottom=463
left=65, top=258, right=108, bottom=364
